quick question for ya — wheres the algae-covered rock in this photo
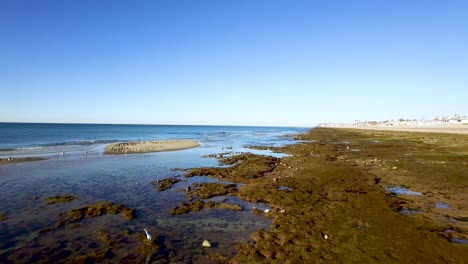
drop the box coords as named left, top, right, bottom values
left=185, top=153, right=278, bottom=182
left=67, top=248, right=114, bottom=264
left=208, top=253, right=229, bottom=263
left=171, top=200, right=242, bottom=215
left=151, top=177, right=181, bottom=191
left=188, top=182, right=238, bottom=199
left=56, top=201, right=136, bottom=228
left=45, top=195, right=77, bottom=204
left=0, top=213, right=6, bottom=221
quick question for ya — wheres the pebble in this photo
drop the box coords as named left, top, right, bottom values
left=280, top=209, right=286, bottom=213
left=202, top=240, right=211, bottom=247
left=392, top=167, right=398, bottom=170
left=323, top=234, right=329, bottom=240
left=264, top=209, right=270, bottom=213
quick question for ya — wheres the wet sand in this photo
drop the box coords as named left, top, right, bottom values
left=104, top=139, right=200, bottom=154
left=181, top=127, right=468, bottom=263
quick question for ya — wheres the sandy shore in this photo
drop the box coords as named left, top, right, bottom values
left=104, top=139, right=200, bottom=154
left=326, top=125, right=468, bottom=134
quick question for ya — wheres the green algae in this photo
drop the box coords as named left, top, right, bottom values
left=171, top=200, right=243, bottom=215
left=188, top=182, right=238, bottom=199
left=181, top=127, right=468, bottom=263
left=185, top=153, right=278, bottom=182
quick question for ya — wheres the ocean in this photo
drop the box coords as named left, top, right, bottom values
left=0, top=123, right=307, bottom=263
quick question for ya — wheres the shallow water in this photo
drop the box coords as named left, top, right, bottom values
left=387, top=186, right=422, bottom=196
left=0, top=125, right=305, bottom=263
left=435, top=202, right=451, bottom=209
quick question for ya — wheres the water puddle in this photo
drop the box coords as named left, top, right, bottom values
left=451, top=238, right=468, bottom=244
left=398, top=208, right=422, bottom=215
left=387, top=186, right=422, bottom=195
left=277, top=186, right=293, bottom=191
left=435, top=202, right=451, bottom=209
left=440, top=229, right=468, bottom=245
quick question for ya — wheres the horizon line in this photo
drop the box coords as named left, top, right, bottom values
left=0, top=121, right=312, bottom=129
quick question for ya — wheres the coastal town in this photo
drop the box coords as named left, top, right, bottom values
left=321, top=114, right=468, bottom=127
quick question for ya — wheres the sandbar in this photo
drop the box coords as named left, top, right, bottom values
left=0, top=157, right=46, bottom=165
left=104, top=139, right=200, bottom=154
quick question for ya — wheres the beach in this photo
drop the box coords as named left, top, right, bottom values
left=104, top=139, right=200, bottom=154
left=1, top=125, right=467, bottom=263
left=323, top=124, right=468, bottom=135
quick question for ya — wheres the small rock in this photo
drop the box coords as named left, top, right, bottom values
left=202, top=240, right=211, bottom=247
left=392, top=167, right=398, bottom=170
left=264, top=209, right=270, bottom=213
left=273, top=178, right=277, bottom=181
left=323, top=234, right=329, bottom=240
left=32, top=195, right=39, bottom=200
left=185, top=186, right=191, bottom=192
left=280, top=209, right=286, bottom=213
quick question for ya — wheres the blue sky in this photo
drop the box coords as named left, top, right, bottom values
left=1, top=0, right=467, bottom=127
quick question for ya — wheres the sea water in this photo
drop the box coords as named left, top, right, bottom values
left=0, top=123, right=306, bottom=263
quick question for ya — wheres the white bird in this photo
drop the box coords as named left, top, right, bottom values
left=144, top=228, right=152, bottom=240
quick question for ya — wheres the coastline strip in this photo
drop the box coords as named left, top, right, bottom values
left=324, top=125, right=468, bottom=134
left=104, top=139, right=200, bottom=154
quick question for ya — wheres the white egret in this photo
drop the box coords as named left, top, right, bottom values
left=144, top=228, right=152, bottom=240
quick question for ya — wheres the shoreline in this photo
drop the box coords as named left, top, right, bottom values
left=104, top=139, right=200, bottom=154
left=321, top=124, right=468, bottom=134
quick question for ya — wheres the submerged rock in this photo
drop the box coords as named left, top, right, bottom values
left=45, top=195, right=78, bottom=204
left=56, top=201, right=136, bottom=228
left=151, top=177, right=181, bottom=191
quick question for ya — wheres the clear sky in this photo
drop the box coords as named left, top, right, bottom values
left=1, top=0, right=467, bottom=127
